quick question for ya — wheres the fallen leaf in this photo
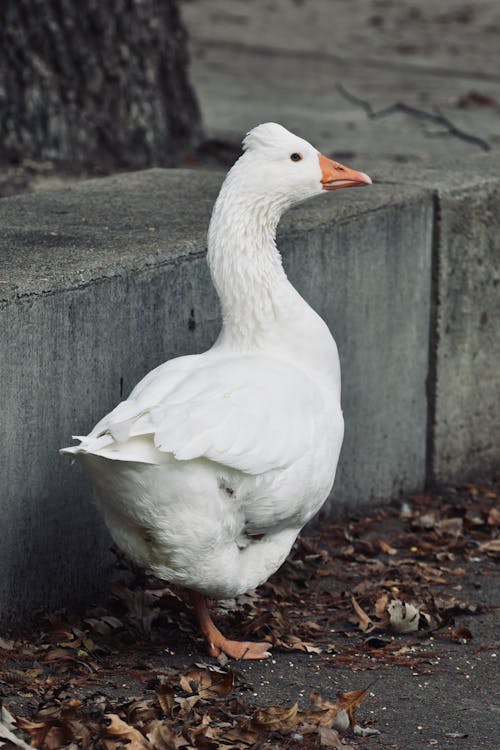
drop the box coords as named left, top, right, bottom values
left=179, top=668, right=234, bottom=699
left=0, top=707, right=32, bottom=750
left=364, top=635, right=391, bottom=649
left=102, top=714, right=151, bottom=750
left=111, top=584, right=160, bottom=636
left=487, top=507, right=500, bottom=526
left=308, top=692, right=341, bottom=726
left=336, top=688, right=368, bottom=728
left=451, top=627, right=473, bottom=643
left=217, top=725, right=260, bottom=746
left=431, top=593, right=479, bottom=617
left=378, top=539, right=397, bottom=555
left=16, top=700, right=89, bottom=750
left=479, top=539, right=500, bottom=557
left=12, top=668, right=44, bottom=680
left=457, top=91, right=497, bottom=108
left=157, top=686, right=176, bottom=717
left=253, top=703, right=299, bottom=731
left=15, top=719, right=65, bottom=750
left=127, top=699, right=158, bottom=725
left=332, top=709, right=349, bottom=731
left=351, top=596, right=374, bottom=632
left=388, top=600, right=422, bottom=633
left=353, top=724, right=381, bottom=736
left=318, top=725, right=345, bottom=748
left=436, top=517, right=464, bottom=538
left=175, top=695, right=200, bottom=714
left=412, top=512, right=438, bottom=531
left=274, top=634, right=322, bottom=653
left=416, top=562, right=447, bottom=584
left=374, top=593, right=390, bottom=623
left=146, top=721, right=189, bottom=750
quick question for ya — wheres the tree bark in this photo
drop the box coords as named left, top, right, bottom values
left=0, top=0, right=202, bottom=169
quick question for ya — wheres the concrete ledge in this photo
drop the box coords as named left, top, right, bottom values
left=1, top=158, right=499, bottom=629
left=368, top=154, right=500, bottom=484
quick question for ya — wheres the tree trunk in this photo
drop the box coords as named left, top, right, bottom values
left=0, top=0, right=202, bottom=170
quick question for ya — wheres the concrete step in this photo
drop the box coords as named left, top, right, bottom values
left=1, top=155, right=498, bottom=628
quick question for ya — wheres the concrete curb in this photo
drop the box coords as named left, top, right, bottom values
left=1, top=157, right=498, bottom=628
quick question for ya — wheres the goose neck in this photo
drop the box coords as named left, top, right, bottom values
left=207, top=187, right=294, bottom=346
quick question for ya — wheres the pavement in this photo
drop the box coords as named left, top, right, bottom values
left=1, top=485, right=499, bottom=750
left=1, top=4, right=499, bottom=749
left=180, top=0, right=500, bottom=163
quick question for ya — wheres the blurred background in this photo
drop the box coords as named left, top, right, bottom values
left=1, top=0, right=499, bottom=196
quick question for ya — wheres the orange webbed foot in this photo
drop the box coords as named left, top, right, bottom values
left=191, top=590, right=272, bottom=661
left=207, top=636, right=272, bottom=660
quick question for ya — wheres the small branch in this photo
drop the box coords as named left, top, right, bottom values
left=337, top=83, right=491, bottom=152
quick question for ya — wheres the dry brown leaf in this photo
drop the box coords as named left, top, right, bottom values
left=13, top=668, right=44, bottom=681
left=351, top=596, right=375, bottom=632
left=41, top=648, right=77, bottom=663
left=412, top=511, right=438, bottom=530
left=1, top=708, right=33, bottom=750
left=16, top=719, right=72, bottom=750
left=487, top=507, right=500, bottom=526
left=374, top=593, right=390, bottom=622
left=186, top=713, right=220, bottom=746
left=252, top=703, right=299, bottom=731
left=16, top=700, right=90, bottom=750
left=336, top=688, right=368, bottom=728
left=23, top=723, right=65, bottom=750
left=175, top=695, right=201, bottom=714
left=318, top=725, right=346, bottom=748
left=274, top=635, right=322, bottom=653
left=431, top=593, right=479, bottom=616
left=295, top=693, right=338, bottom=728
left=218, top=725, right=260, bottom=747
left=147, top=720, right=189, bottom=750
left=84, top=618, right=111, bottom=635
left=111, top=584, right=160, bottom=636
left=416, top=562, right=447, bottom=584
left=479, top=539, right=500, bottom=557
left=157, top=686, right=176, bottom=717
left=102, top=714, right=151, bottom=750
left=179, top=668, right=234, bottom=699
left=436, top=517, right=463, bottom=537
left=128, top=699, right=158, bottom=725
left=451, top=627, right=473, bottom=643
left=378, top=539, right=397, bottom=555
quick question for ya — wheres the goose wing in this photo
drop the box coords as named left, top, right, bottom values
left=70, top=354, right=328, bottom=475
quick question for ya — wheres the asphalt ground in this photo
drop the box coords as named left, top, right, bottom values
left=1, top=482, right=499, bottom=750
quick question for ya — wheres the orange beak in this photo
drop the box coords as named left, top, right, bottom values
left=319, top=153, right=372, bottom=190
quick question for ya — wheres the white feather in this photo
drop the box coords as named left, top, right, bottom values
left=61, top=123, right=346, bottom=599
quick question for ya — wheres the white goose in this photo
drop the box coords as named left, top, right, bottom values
left=62, top=123, right=371, bottom=660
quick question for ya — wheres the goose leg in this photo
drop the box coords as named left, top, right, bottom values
left=191, top=591, right=272, bottom=660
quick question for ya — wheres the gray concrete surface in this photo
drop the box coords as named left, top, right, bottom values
left=386, top=154, right=500, bottom=485
left=181, top=0, right=500, bottom=162
left=1, top=167, right=435, bottom=628
left=434, top=181, right=500, bottom=483
left=178, top=0, right=500, bottom=493
left=1, top=149, right=499, bottom=628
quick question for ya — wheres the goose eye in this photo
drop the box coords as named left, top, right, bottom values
left=290, top=153, right=302, bottom=162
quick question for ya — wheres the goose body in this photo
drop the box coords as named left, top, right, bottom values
left=62, top=123, right=371, bottom=658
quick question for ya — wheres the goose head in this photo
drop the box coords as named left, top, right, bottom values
left=226, top=122, right=371, bottom=211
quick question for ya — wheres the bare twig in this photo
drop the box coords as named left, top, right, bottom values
left=337, top=83, right=491, bottom=152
